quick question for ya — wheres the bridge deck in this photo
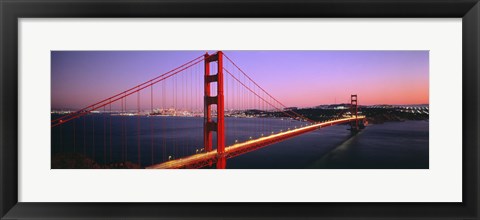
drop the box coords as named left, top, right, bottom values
left=146, top=116, right=365, bottom=169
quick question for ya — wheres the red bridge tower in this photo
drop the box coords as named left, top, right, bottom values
left=350, top=94, right=359, bottom=131
left=204, top=51, right=226, bottom=169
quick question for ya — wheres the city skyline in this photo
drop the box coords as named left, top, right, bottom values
left=51, top=50, right=429, bottom=110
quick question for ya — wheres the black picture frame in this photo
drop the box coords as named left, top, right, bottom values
left=1, top=0, right=479, bottom=219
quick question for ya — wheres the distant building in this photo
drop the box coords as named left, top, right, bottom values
left=314, top=104, right=350, bottom=109
left=284, top=107, right=298, bottom=111
left=330, top=104, right=350, bottom=110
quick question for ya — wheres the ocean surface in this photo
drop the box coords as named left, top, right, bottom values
left=51, top=115, right=429, bottom=169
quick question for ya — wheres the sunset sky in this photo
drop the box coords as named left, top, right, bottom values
left=51, top=51, right=429, bottom=110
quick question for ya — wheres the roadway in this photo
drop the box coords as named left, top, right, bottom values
left=146, top=116, right=365, bottom=169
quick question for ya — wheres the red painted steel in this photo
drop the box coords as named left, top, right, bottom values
left=216, top=51, right=226, bottom=169
left=204, top=53, right=212, bottom=153
left=351, top=94, right=359, bottom=130
left=204, top=51, right=226, bottom=169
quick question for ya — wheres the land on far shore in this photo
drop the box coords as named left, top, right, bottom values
left=243, top=104, right=429, bottom=124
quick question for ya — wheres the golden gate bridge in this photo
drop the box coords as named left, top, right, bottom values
left=51, top=51, right=367, bottom=169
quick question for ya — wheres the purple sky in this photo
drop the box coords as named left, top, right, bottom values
left=51, top=51, right=429, bottom=110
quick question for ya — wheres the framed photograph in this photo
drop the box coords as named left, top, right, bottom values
left=1, top=0, right=479, bottom=219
